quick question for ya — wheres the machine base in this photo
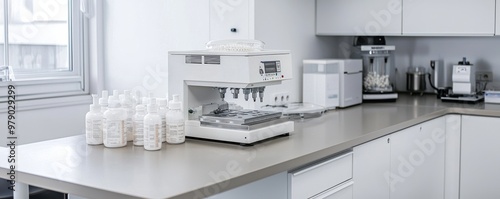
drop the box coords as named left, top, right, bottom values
left=441, top=95, right=484, bottom=103
left=362, top=93, right=398, bottom=102
left=185, top=120, right=294, bottom=145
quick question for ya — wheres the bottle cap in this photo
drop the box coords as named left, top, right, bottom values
left=169, top=94, right=182, bottom=110
left=157, top=98, right=168, bottom=106
left=113, top=90, right=119, bottom=99
left=99, top=90, right=109, bottom=106
left=108, top=95, right=121, bottom=108
left=90, top=94, right=101, bottom=111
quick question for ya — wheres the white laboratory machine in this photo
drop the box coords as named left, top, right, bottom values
left=168, top=49, right=294, bottom=145
left=302, top=59, right=363, bottom=109
left=441, top=57, right=484, bottom=103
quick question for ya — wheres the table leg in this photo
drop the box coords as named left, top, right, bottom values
left=13, top=182, right=28, bottom=199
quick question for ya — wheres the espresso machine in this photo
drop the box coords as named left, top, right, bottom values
left=352, top=37, right=398, bottom=101
left=168, top=49, right=294, bottom=145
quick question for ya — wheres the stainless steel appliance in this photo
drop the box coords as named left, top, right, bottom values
left=168, top=49, right=294, bottom=145
left=406, top=66, right=427, bottom=95
left=302, top=59, right=363, bottom=109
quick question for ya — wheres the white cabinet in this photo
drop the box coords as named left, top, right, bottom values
left=496, top=1, right=500, bottom=35
left=444, top=115, right=461, bottom=199
left=460, top=116, right=500, bottom=199
left=207, top=172, right=288, bottom=199
left=402, top=0, right=495, bottom=36
left=353, top=117, right=446, bottom=199
left=352, top=136, right=390, bottom=199
left=209, top=0, right=253, bottom=40
left=390, top=117, right=445, bottom=199
left=289, top=152, right=353, bottom=199
left=316, top=0, right=402, bottom=36
left=311, top=181, right=354, bottom=199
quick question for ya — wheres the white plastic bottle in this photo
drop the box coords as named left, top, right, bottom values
left=143, top=98, right=162, bottom=150
left=85, top=94, right=103, bottom=145
left=166, top=94, right=185, bottom=144
left=103, top=95, right=127, bottom=148
left=99, top=90, right=109, bottom=113
left=157, top=98, right=168, bottom=143
left=133, top=105, right=147, bottom=146
left=121, top=90, right=135, bottom=142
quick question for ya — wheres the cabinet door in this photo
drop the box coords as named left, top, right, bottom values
left=444, top=115, right=461, bottom=199
left=496, top=1, right=500, bottom=35
left=316, top=0, right=402, bottom=36
left=390, top=117, right=445, bottom=199
left=209, top=0, right=253, bottom=40
left=461, top=116, right=500, bottom=199
left=353, top=136, right=390, bottom=199
left=402, top=0, right=495, bottom=36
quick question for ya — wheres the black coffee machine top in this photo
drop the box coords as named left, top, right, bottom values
left=353, top=36, right=386, bottom=46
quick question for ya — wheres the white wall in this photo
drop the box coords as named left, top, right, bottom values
left=387, top=36, right=500, bottom=92
left=253, top=0, right=338, bottom=104
left=0, top=103, right=88, bottom=146
left=103, top=0, right=209, bottom=98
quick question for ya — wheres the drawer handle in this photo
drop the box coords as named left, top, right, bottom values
left=310, top=180, right=354, bottom=199
left=292, top=152, right=352, bottom=177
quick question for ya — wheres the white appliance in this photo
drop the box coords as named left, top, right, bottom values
left=452, top=64, right=476, bottom=95
left=303, top=59, right=363, bottom=109
left=168, top=50, right=294, bottom=145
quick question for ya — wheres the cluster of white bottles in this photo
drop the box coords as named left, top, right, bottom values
left=85, top=90, right=185, bottom=150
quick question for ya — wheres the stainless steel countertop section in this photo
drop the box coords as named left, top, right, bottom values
left=2, top=94, right=500, bottom=199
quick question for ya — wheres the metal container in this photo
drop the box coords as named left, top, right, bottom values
left=406, top=67, right=427, bottom=95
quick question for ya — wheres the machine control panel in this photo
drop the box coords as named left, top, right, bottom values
left=259, top=61, right=283, bottom=81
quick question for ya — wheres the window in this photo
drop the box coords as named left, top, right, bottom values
left=0, top=0, right=88, bottom=102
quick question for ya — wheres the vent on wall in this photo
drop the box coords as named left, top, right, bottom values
left=204, top=55, right=221, bottom=64
left=185, top=55, right=221, bottom=65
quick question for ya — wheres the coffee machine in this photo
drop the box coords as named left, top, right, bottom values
left=168, top=49, right=294, bottom=145
left=352, top=37, right=398, bottom=101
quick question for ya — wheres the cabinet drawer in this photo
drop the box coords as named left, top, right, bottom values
left=311, top=180, right=353, bottom=199
left=289, top=152, right=353, bottom=199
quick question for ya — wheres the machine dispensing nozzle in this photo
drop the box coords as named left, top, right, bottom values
left=242, top=88, right=251, bottom=101
left=218, top=87, right=227, bottom=101
left=230, top=88, right=240, bottom=99
left=258, top=87, right=265, bottom=102
left=251, top=88, right=259, bottom=102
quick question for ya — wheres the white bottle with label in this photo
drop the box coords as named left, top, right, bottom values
left=157, top=98, right=168, bottom=143
left=143, top=98, right=162, bottom=150
left=121, top=90, right=135, bottom=142
left=166, top=94, right=185, bottom=144
left=133, top=105, right=146, bottom=146
left=99, top=90, right=109, bottom=113
left=103, top=95, right=127, bottom=148
left=86, top=94, right=103, bottom=145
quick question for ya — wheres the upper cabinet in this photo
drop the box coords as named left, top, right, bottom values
left=316, top=0, right=497, bottom=36
left=209, top=0, right=254, bottom=41
left=496, top=1, right=500, bottom=35
left=316, top=0, right=402, bottom=36
left=402, top=0, right=495, bottom=36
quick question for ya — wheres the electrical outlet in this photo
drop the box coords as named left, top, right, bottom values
left=477, top=71, right=493, bottom=82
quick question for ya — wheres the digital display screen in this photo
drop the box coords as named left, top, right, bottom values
left=263, top=61, right=277, bottom=73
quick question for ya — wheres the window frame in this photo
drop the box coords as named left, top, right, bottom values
left=0, top=0, right=89, bottom=103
